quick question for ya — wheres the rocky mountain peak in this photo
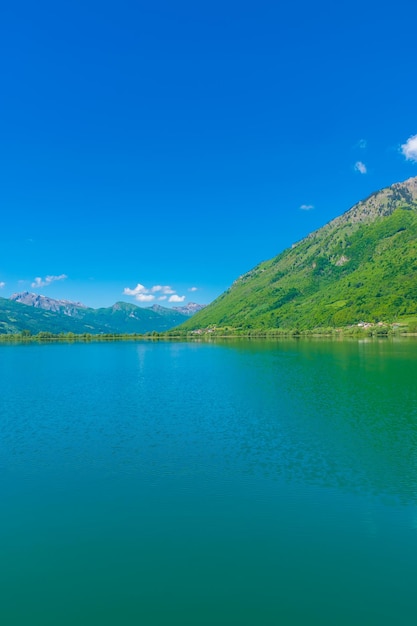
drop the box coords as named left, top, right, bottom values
left=10, top=292, right=87, bottom=317
left=172, top=302, right=206, bottom=316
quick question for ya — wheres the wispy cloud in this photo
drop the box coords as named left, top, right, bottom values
left=401, top=134, right=417, bottom=162
left=188, top=286, right=198, bottom=292
left=357, top=139, right=367, bottom=149
left=31, top=274, right=67, bottom=288
left=354, top=161, right=367, bottom=174
left=0, top=281, right=5, bottom=288
left=136, top=293, right=155, bottom=302
left=299, top=204, right=314, bottom=211
left=151, top=285, right=175, bottom=294
left=169, top=294, right=186, bottom=303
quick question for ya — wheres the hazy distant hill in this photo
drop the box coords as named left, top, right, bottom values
left=0, top=294, right=199, bottom=335
left=180, top=176, right=417, bottom=332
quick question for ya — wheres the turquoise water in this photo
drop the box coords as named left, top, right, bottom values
left=1, top=339, right=417, bottom=625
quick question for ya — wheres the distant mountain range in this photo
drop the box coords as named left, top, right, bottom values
left=180, top=176, right=417, bottom=332
left=0, top=292, right=205, bottom=335
left=10, top=292, right=88, bottom=316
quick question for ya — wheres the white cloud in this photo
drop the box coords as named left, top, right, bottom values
left=357, top=139, right=367, bottom=149
left=354, top=161, right=367, bottom=174
left=401, top=134, right=417, bottom=162
left=123, top=282, right=179, bottom=303
left=0, top=281, right=5, bottom=288
left=31, top=274, right=67, bottom=288
left=299, top=204, right=314, bottom=211
left=123, top=283, right=148, bottom=296
left=124, top=283, right=176, bottom=297
left=135, top=293, right=155, bottom=302
left=188, top=286, right=198, bottom=292
left=169, top=294, right=186, bottom=303
left=151, top=285, right=175, bottom=294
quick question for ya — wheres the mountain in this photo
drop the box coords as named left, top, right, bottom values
left=179, top=176, right=417, bottom=332
left=0, top=295, right=193, bottom=335
left=149, top=302, right=206, bottom=316
left=10, top=292, right=87, bottom=316
left=172, top=302, right=206, bottom=315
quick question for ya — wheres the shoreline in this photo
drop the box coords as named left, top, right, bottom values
left=1, top=329, right=417, bottom=344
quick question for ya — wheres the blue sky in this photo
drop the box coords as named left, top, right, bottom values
left=1, top=0, right=417, bottom=308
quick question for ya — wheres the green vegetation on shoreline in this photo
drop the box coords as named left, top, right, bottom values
left=2, top=320, right=417, bottom=344
left=0, top=331, right=158, bottom=344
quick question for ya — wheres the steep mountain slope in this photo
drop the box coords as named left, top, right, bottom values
left=0, top=296, right=190, bottom=335
left=180, top=176, right=417, bottom=331
left=85, top=302, right=188, bottom=333
left=0, top=298, right=98, bottom=335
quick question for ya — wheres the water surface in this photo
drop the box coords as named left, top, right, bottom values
left=1, top=339, right=417, bottom=625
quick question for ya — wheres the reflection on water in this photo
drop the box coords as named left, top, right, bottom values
left=216, top=339, right=417, bottom=503
left=1, top=339, right=417, bottom=501
left=1, top=339, right=417, bottom=625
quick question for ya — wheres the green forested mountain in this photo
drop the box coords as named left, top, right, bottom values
left=0, top=296, right=190, bottom=335
left=180, top=176, right=417, bottom=332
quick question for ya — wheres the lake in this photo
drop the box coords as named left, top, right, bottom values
left=1, top=338, right=417, bottom=625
